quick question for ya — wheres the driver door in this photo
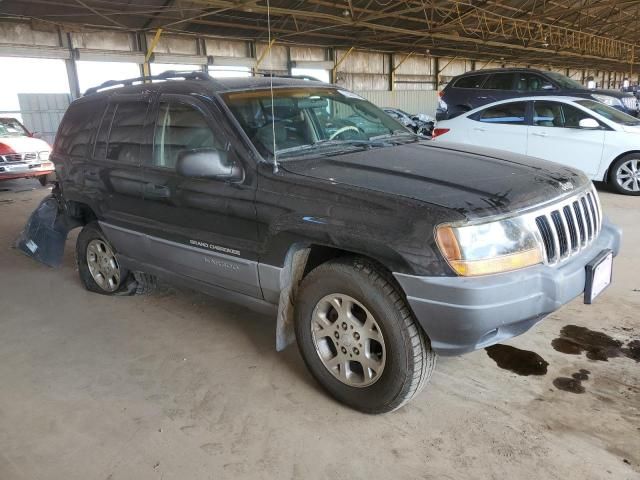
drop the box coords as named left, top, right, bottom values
left=139, top=93, right=261, bottom=297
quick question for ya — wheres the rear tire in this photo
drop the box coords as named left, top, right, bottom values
left=76, top=222, right=133, bottom=295
left=38, top=175, right=48, bottom=187
left=294, top=257, right=436, bottom=414
left=609, top=154, right=640, bottom=195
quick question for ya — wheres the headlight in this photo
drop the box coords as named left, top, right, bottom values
left=591, top=94, right=623, bottom=108
left=435, top=217, right=543, bottom=276
left=39, top=151, right=50, bottom=161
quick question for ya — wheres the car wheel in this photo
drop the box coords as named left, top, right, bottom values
left=76, top=222, right=132, bottom=295
left=609, top=154, right=640, bottom=195
left=38, top=175, right=48, bottom=187
left=294, top=257, right=436, bottom=413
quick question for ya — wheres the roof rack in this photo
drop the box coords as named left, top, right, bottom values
left=83, top=70, right=214, bottom=96
left=255, top=73, right=329, bottom=82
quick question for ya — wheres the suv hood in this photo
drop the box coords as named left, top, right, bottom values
left=584, top=88, right=635, bottom=98
left=281, top=141, right=589, bottom=220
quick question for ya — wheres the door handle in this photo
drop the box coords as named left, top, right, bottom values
left=531, top=131, right=548, bottom=137
left=144, top=183, right=170, bottom=199
left=473, top=127, right=487, bottom=132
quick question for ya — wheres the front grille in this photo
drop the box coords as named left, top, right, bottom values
left=622, top=96, right=639, bottom=111
left=534, top=186, right=602, bottom=265
left=0, top=152, right=37, bottom=163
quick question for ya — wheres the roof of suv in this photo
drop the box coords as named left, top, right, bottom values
left=456, top=68, right=548, bottom=77
left=80, top=74, right=332, bottom=101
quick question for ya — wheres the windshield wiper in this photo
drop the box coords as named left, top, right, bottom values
left=276, top=138, right=390, bottom=157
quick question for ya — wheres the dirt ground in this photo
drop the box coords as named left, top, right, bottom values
left=0, top=178, right=638, bottom=480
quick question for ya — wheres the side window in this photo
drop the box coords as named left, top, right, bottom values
left=152, top=101, right=220, bottom=169
left=483, top=73, right=515, bottom=90
left=454, top=74, right=488, bottom=89
left=533, top=101, right=563, bottom=127
left=93, top=101, right=148, bottom=163
left=562, top=104, right=598, bottom=129
left=106, top=102, right=149, bottom=163
left=55, top=100, right=105, bottom=158
left=516, top=73, right=555, bottom=92
left=478, top=102, right=527, bottom=125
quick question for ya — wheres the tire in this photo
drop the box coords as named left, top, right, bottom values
left=38, top=175, right=48, bottom=187
left=609, top=154, right=640, bottom=195
left=76, top=222, right=133, bottom=295
left=294, top=257, right=436, bottom=414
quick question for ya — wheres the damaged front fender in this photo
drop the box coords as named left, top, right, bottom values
left=15, top=189, right=82, bottom=267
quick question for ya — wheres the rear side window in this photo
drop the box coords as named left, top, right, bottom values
left=55, top=100, right=105, bottom=158
left=515, top=73, right=555, bottom=92
left=454, top=74, right=488, bottom=89
left=478, top=102, right=527, bottom=125
left=94, top=101, right=149, bottom=163
left=483, top=73, right=514, bottom=90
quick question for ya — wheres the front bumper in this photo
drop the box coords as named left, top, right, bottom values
left=0, top=161, right=54, bottom=180
left=394, top=219, right=622, bottom=356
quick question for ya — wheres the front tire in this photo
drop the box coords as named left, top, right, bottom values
left=609, top=154, right=640, bottom=195
left=38, top=174, right=48, bottom=187
left=294, top=257, right=436, bottom=414
left=76, top=222, right=132, bottom=295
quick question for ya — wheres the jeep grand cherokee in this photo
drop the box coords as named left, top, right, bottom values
left=36, top=71, right=621, bottom=413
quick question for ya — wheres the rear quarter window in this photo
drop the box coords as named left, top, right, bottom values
left=54, top=99, right=106, bottom=158
left=453, top=74, right=489, bottom=89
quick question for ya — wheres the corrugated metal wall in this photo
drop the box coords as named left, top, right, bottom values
left=205, top=39, right=249, bottom=57
left=72, top=31, right=135, bottom=51
left=393, top=54, right=434, bottom=90
left=357, top=90, right=439, bottom=116
left=336, top=49, right=389, bottom=90
left=17, top=93, right=71, bottom=144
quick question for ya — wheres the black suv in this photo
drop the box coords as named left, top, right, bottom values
left=30, top=71, right=621, bottom=413
left=437, top=68, right=639, bottom=120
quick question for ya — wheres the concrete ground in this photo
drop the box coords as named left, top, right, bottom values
left=0, top=178, right=638, bottom=480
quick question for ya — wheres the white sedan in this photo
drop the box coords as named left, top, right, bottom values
left=432, top=96, right=640, bottom=195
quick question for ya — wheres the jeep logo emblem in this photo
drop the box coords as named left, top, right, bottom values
left=559, top=181, right=573, bottom=191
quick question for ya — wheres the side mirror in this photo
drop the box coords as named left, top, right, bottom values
left=579, top=118, right=600, bottom=129
left=176, top=148, right=242, bottom=181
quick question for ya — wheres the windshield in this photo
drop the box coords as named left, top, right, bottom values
left=0, top=118, right=29, bottom=138
left=222, top=88, right=411, bottom=159
left=575, top=99, right=640, bottom=126
left=545, top=72, right=585, bottom=90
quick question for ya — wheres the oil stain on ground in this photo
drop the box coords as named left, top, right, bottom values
left=485, top=344, right=549, bottom=376
left=552, top=325, right=639, bottom=362
left=553, top=370, right=590, bottom=394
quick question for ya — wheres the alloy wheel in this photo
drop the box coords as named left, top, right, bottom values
left=86, top=239, right=121, bottom=292
left=310, top=293, right=386, bottom=387
left=616, top=159, right=640, bottom=192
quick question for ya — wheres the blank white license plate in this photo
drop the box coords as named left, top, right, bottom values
left=584, top=250, right=613, bottom=304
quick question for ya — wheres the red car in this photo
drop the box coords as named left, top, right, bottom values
left=0, top=117, right=54, bottom=186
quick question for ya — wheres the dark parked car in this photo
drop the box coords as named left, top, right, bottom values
left=23, top=71, right=621, bottom=413
left=437, top=68, right=639, bottom=120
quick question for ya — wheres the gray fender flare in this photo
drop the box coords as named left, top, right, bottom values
left=275, top=246, right=311, bottom=351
